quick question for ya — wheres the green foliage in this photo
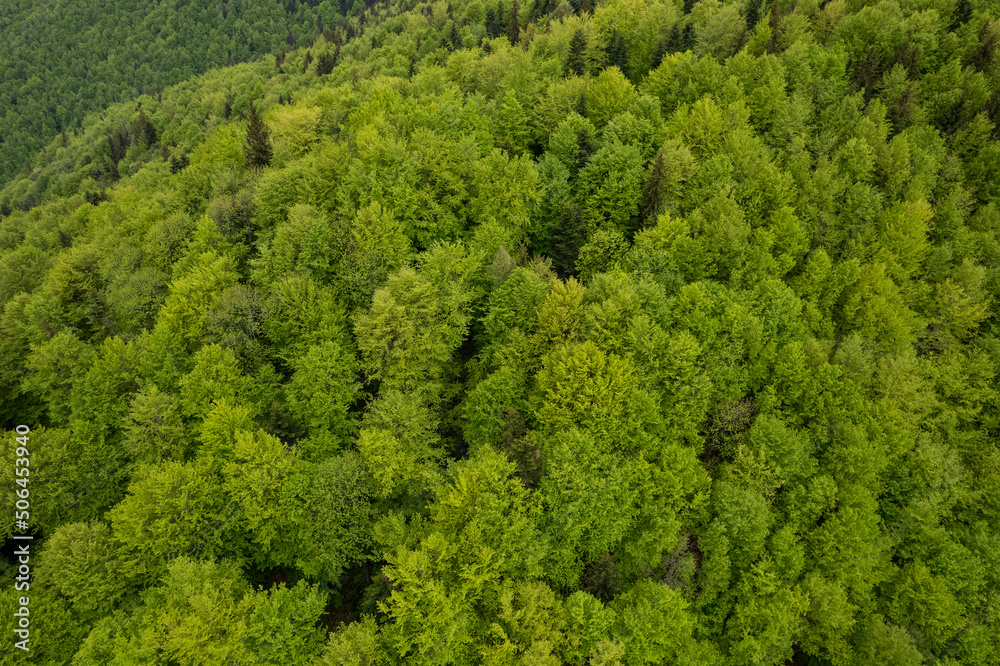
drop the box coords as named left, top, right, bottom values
left=0, top=0, right=339, bottom=187
left=584, top=67, right=638, bottom=129
left=22, top=329, right=95, bottom=424
left=354, top=246, right=476, bottom=404
left=37, top=521, right=127, bottom=620
left=293, top=451, right=375, bottom=581
left=73, top=557, right=327, bottom=665
left=222, top=428, right=297, bottom=558
left=0, top=1, right=998, bottom=663
left=314, top=615, right=383, bottom=665
left=122, top=385, right=188, bottom=466
left=286, top=340, right=361, bottom=459
left=110, top=459, right=233, bottom=582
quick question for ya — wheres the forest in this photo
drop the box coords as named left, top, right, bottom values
left=0, top=0, right=357, bottom=189
left=1, top=0, right=999, bottom=663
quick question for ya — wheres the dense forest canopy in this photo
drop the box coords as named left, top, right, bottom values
left=1, top=0, right=1000, bottom=663
left=0, top=0, right=362, bottom=189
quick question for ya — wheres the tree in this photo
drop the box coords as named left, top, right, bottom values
left=640, top=150, right=667, bottom=224
left=292, top=451, right=376, bottom=581
left=314, top=616, right=382, bottom=665
left=486, top=6, right=501, bottom=38
left=122, top=385, right=188, bottom=466
left=316, top=49, right=337, bottom=75
left=354, top=255, right=474, bottom=405
left=37, top=522, right=127, bottom=620
left=176, top=343, right=264, bottom=421
left=252, top=203, right=340, bottom=285
left=610, top=581, right=711, bottom=664
left=109, top=459, right=234, bottom=583
left=949, top=0, right=972, bottom=30
left=285, top=340, right=361, bottom=460
left=507, top=0, right=521, bottom=45
left=73, top=558, right=327, bottom=665
left=260, top=273, right=351, bottom=364
left=576, top=142, right=646, bottom=234
left=562, top=590, right=617, bottom=664
left=497, top=89, right=532, bottom=155
left=605, top=31, right=629, bottom=73
left=583, top=66, right=637, bottom=129
left=358, top=390, right=446, bottom=499
left=221, top=429, right=298, bottom=562
left=378, top=450, right=547, bottom=663
left=244, top=97, right=273, bottom=168
left=21, top=330, right=95, bottom=425
left=566, top=29, right=588, bottom=77
left=153, top=250, right=239, bottom=354
left=539, top=428, right=641, bottom=588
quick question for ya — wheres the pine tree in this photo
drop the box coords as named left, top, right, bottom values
left=766, top=3, right=784, bottom=54
left=302, top=51, right=313, bottom=74
left=316, top=50, right=335, bottom=75
left=551, top=203, right=587, bottom=277
left=682, top=23, right=695, bottom=49
left=132, top=106, right=157, bottom=148
left=746, top=0, right=764, bottom=30
left=949, top=0, right=972, bottom=31
left=606, top=30, right=629, bottom=74
left=566, top=29, right=587, bottom=76
left=574, top=124, right=597, bottom=174
left=507, top=0, right=521, bottom=45
left=852, top=45, right=882, bottom=95
left=640, top=150, right=667, bottom=225
left=244, top=98, right=273, bottom=168
left=574, top=89, right=587, bottom=118
left=583, top=553, right=622, bottom=602
left=446, top=22, right=461, bottom=49
left=485, top=6, right=500, bottom=38
left=651, top=35, right=669, bottom=69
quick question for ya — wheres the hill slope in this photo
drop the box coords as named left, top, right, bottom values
left=1, top=0, right=999, bottom=664
left=0, top=0, right=351, bottom=188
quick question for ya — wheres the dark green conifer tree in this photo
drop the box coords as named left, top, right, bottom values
left=486, top=5, right=500, bottom=38
left=507, top=0, right=520, bottom=45
left=949, top=0, right=972, bottom=30
left=566, top=29, right=587, bottom=76
left=606, top=30, right=628, bottom=73
left=244, top=98, right=273, bottom=169
left=746, top=0, right=763, bottom=30
left=132, top=106, right=157, bottom=148
left=446, top=22, right=461, bottom=49
left=316, top=50, right=335, bottom=75
left=640, top=150, right=666, bottom=225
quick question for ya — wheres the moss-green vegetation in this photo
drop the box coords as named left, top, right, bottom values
left=1, top=0, right=999, bottom=663
left=0, top=0, right=357, bottom=188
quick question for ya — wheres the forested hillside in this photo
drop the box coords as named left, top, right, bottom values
left=0, top=0, right=356, bottom=189
left=2, top=0, right=1000, bottom=663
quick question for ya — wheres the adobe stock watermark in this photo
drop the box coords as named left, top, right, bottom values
left=11, top=424, right=32, bottom=652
